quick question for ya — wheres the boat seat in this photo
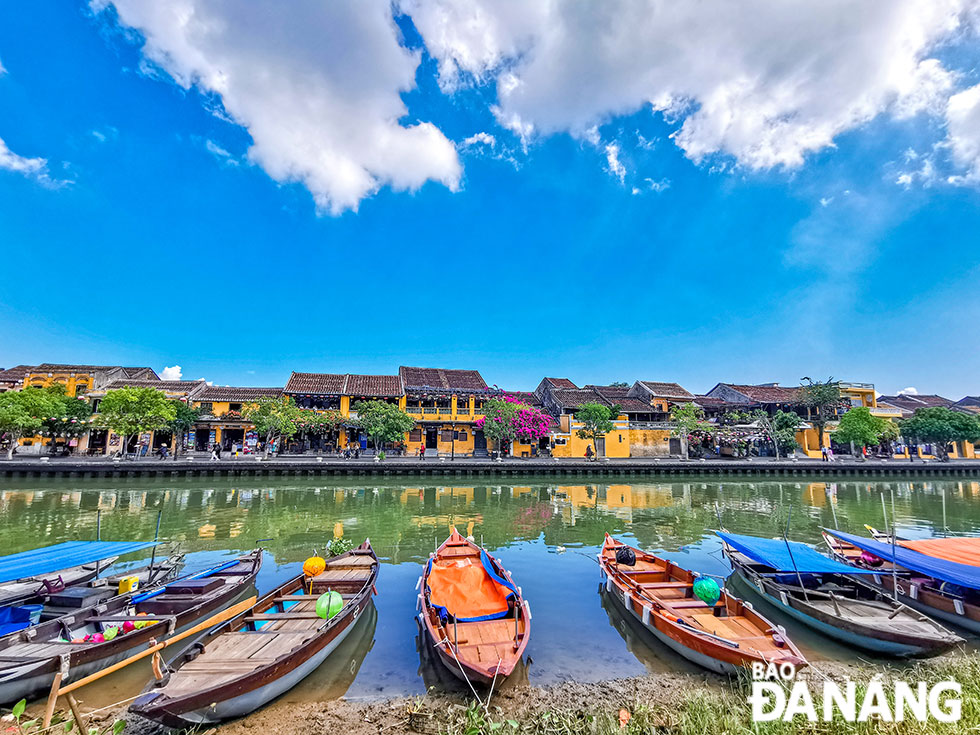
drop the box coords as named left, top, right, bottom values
left=245, top=613, right=323, bottom=622
left=637, top=582, right=692, bottom=589
left=271, top=594, right=357, bottom=603
left=666, top=600, right=721, bottom=609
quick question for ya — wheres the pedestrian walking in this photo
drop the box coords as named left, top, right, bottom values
left=821, top=445, right=828, bottom=462
left=585, top=444, right=593, bottom=461
left=159, top=444, right=169, bottom=460
left=909, top=445, right=915, bottom=462
left=210, top=442, right=221, bottom=461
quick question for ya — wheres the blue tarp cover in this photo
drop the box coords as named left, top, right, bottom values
left=717, top=531, right=877, bottom=575
left=823, top=529, right=980, bottom=591
left=0, top=541, right=157, bottom=585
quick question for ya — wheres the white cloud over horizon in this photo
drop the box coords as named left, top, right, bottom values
left=160, top=365, right=182, bottom=380
left=93, top=0, right=980, bottom=212
left=897, top=386, right=919, bottom=395
left=95, top=0, right=462, bottom=214
left=0, top=135, right=54, bottom=183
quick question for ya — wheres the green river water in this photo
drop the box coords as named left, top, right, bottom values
left=0, top=474, right=977, bottom=707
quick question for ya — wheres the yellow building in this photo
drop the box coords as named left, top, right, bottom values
left=24, top=363, right=158, bottom=397
left=400, top=366, right=495, bottom=457
left=192, top=386, right=285, bottom=452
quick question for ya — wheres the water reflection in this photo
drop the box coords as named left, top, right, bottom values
left=1, top=476, right=978, bottom=699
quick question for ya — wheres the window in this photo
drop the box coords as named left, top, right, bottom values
left=199, top=402, right=213, bottom=413
left=458, top=431, right=467, bottom=441
left=229, top=403, right=242, bottom=412
left=409, top=429, right=422, bottom=442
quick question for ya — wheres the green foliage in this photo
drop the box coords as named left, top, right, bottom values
left=0, top=387, right=61, bottom=457
left=165, top=400, right=201, bottom=458
left=574, top=402, right=615, bottom=456
left=41, top=386, right=92, bottom=444
left=832, top=406, right=890, bottom=450
left=353, top=400, right=414, bottom=454
left=326, top=537, right=355, bottom=556
left=609, top=381, right=629, bottom=388
left=243, top=396, right=303, bottom=455
left=97, top=387, right=176, bottom=437
left=296, top=410, right=344, bottom=435
left=799, top=377, right=845, bottom=445
left=670, top=403, right=708, bottom=437
left=901, top=406, right=980, bottom=460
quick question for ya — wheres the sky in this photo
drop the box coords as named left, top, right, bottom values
left=1, top=1, right=979, bottom=397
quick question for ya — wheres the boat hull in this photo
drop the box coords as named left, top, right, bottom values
left=600, top=580, right=738, bottom=675
left=145, top=601, right=368, bottom=727
left=730, top=572, right=953, bottom=657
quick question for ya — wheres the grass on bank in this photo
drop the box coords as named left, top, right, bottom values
left=426, top=656, right=979, bottom=735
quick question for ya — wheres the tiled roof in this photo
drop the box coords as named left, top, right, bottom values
left=345, top=374, right=403, bottom=397
left=197, top=386, right=283, bottom=401
left=104, top=379, right=206, bottom=393
left=544, top=377, right=578, bottom=390
left=504, top=391, right=544, bottom=406
left=284, top=372, right=347, bottom=394
left=399, top=366, right=487, bottom=392
left=616, top=398, right=660, bottom=413
left=721, top=383, right=801, bottom=403
left=638, top=381, right=695, bottom=400
left=122, top=367, right=160, bottom=379
left=693, top=395, right=738, bottom=408
left=585, top=385, right=631, bottom=400
left=33, top=363, right=122, bottom=373
left=878, top=394, right=955, bottom=410
left=0, top=365, right=32, bottom=382
left=549, top=388, right=604, bottom=409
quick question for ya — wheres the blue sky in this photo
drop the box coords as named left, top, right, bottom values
left=1, top=2, right=979, bottom=397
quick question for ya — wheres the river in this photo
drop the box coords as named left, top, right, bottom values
left=1, top=474, right=977, bottom=707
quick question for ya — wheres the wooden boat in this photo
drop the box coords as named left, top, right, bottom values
left=129, top=541, right=378, bottom=728
left=599, top=534, right=806, bottom=675
left=824, top=528, right=980, bottom=635
left=0, top=550, right=261, bottom=704
left=720, top=532, right=962, bottom=657
left=0, top=541, right=183, bottom=609
left=417, top=529, right=529, bottom=687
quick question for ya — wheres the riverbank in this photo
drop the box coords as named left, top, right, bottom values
left=65, top=654, right=977, bottom=735
left=3, top=456, right=980, bottom=480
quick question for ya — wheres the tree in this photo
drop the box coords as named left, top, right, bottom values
left=901, top=407, right=980, bottom=461
left=574, top=402, right=615, bottom=459
left=352, top=401, right=414, bottom=458
left=295, top=410, right=345, bottom=451
left=243, top=396, right=303, bottom=458
left=799, top=377, right=847, bottom=450
left=166, top=399, right=201, bottom=460
left=34, top=385, right=93, bottom=454
left=476, top=395, right=552, bottom=456
left=609, top=381, right=630, bottom=388
left=670, top=403, right=709, bottom=456
left=832, top=407, right=889, bottom=457
left=0, top=388, right=60, bottom=460
left=756, top=410, right=802, bottom=459
left=96, top=387, right=176, bottom=459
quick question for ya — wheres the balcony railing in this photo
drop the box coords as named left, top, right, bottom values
left=407, top=406, right=422, bottom=415
left=839, top=382, right=874, bottom=391
left=869, top=406, right=902, bottom=417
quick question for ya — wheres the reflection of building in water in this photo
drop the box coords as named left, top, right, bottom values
left=803, top=482, right=827, bottom=507
left=550, top=484, right=677, bottom=524
left=198, top=522, right=216, bottom=538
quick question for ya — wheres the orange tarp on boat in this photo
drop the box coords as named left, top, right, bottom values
left=900, top=537, right=980, bottom=567
left=427, top=557, right=511, bottom=620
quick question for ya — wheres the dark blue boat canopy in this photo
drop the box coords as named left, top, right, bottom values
left=717, top=531, right=877, bottom=575
left=823, top=529, right=980, bottom=591
left=0, top=541, right=157, bottom=585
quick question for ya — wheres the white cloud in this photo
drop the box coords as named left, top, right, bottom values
left=461, top=131, right=496, bottom=148
left=897, top=386, right=919, bottom=395
left=0, top=136, right=57, bottom=184
left=645, top=177, right=669, bottom=193
left=819, top=197, right=833, bottom=207
left=604, top=143, right=626, bottom=182
left=0, top=58, right=6, bottom=76
left=91, top=130, right=106, bottom=143
left=896, top=172, right=914, bottom=187
left=205, top=138, right=238, bottom=165
left=946, top=83, right=980, bottom=183
left=405, top=0, right=973, bottom=170
left=160, top=365, right=183, bottom=380
left=96, top=0, right=462, bottom=214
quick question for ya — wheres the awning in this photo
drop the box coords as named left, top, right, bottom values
left=899, top=537, right=980, bottom=566
left=823, top=529, right=980, bottom=590
left=0, top=541, right=157, bottom=585
left=717, top=531, right=877, bottom=575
